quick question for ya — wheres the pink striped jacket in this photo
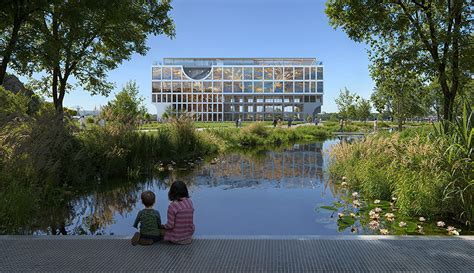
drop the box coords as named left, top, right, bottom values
left=162, top=198, right=195, bottom=242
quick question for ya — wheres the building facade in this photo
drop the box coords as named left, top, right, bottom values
left=152, top=58, right=323, bottom=121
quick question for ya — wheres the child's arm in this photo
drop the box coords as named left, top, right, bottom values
left=154, top=210, right=162, bottom=227
left=133, top=211, right=141, bottom=229
left=162, top=205, right=176, bottom=230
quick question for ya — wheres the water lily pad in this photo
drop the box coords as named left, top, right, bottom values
left=320, top=205, right=338, bottom=211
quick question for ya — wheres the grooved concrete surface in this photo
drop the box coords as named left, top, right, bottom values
left=0, top=236, right=473, bottom=272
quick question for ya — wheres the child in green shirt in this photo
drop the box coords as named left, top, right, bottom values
left=131, top=191, right=163, bottom=246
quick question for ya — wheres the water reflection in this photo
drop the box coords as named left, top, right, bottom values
left=5, top=141, right=349, bottom=235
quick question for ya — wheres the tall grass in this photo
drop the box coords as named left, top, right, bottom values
left=329, top=106, right=473, bottom=226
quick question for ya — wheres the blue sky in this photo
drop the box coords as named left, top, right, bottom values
left=61, top=0, right=375, bottom=113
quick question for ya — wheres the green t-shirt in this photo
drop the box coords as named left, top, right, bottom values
left=133, top=209, right=162, bottom=237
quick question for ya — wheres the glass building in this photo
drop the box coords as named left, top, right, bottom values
left=152, top=58, right=323, bottom=121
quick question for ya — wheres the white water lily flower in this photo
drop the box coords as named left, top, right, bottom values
left=369, top=220, right=379, bottom=230
left=419, top=217, right=426, bottom=222
left=349, top=213, right=356, bottom=218
left=379, top=229, right=389, bottom=235
left=374, top=207, right=382, bottom=213
left=398, top=221, right=407, bottom=228
left=384, top=213, right=395, bottom=222
left=446, top=226, right=456, bottom=232
left=391, top=197, right=397, bottom=201
left=374, top=199, right=381, bottom=204
left=352, top=200, right=361, bottom=207
left=436, top=221, right=445, bottom=227
left=450, top=230, right=460, bottom=236
left=352, top=192, right=359, bottom=198
left=338, top=213, right=345, bottom=219
left=341, top=182, right=348, bottom=187
left=342, top=176, right=347, bottom=181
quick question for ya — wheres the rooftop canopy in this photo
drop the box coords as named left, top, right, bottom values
left=162, top=58, right=321, bottom=66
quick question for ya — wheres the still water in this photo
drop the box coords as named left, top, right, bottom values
left=53, top=140, right=352, bottom=236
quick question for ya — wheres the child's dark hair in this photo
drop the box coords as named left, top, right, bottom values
left=141, top=191, right=156, bottom=207
left=168, top=181, right=189, bottom=201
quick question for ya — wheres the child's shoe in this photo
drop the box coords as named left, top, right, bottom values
left=131, top=232, right=140, bottom=246
left=138, top=238, right=154, bottom=245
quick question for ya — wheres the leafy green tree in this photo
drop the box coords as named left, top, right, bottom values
left=371, top=87, right=393, bottom=121
left=371, top=62, right=427, bottom=131
left=326, top=0, right=473, bottom=123
left=0, top=0, right=47, bottom=84
left=100, top=81, right=146, bottom=131
left=356, top=98, right=371, bottom=122
left=13, top=0, right=174, bottom=116
left=335, top=87, right=357, bottom=120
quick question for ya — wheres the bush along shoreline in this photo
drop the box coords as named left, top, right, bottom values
left=327, top=104, right=473, bottom=231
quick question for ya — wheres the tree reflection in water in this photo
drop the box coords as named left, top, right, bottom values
left=3, top=141, right=335, bottom=235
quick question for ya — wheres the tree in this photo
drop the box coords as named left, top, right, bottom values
left=371, top=87, right=394, bottom=121
left=13, top=0, right=174, bottom=116
left=335, top=88, right=357, bottom=120
left=100, top=81, right=146, bottom=131
left=326, top=0, right=473, bottom=123
left=356, top=98, right=371, bottom=122
left=0, top=0, right=48, bottom=84
left=371, top=62, right=428, bottom=131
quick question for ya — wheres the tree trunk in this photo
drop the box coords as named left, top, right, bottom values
left=0, top=19, right=22, bottom=85
left=443, top=91, right=455, bottom=124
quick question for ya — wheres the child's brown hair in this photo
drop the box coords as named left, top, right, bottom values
left=141, top=191, right=156, bottom=207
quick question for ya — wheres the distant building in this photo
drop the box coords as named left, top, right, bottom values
left=151, top=58, right=323, bottom=121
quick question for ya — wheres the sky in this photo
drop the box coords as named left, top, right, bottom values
left=47, top=0, right=375, bottom=114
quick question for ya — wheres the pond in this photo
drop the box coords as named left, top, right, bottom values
left=7, top=138, right=468, bottom=236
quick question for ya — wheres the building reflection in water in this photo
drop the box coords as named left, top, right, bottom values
left=185, top=142, right=324, bottom=189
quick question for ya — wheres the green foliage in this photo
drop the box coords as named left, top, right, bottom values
left=329, top=123, right=473, bottom=227
left=100, top=81, right=146, bottom=131
left=326, top=0, right=472, bottom=122
left=335, top=87, right=357, bottom=120
left=10, top=0, right=175, bottom=112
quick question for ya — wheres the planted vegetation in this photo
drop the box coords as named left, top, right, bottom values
left=328, top=104, right=473, bottom=229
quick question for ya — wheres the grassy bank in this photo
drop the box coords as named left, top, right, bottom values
left=328, top=107, right=473, bottom=227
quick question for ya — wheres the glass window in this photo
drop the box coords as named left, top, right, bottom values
left=172, top=82, right=181, bottom=93
left=183, top=82, right=192, bottom=93
left=304, top=82, right=310, bottom=93
left=233, top=82, right=243, bottom=93
left=295, top=82, right=303, bottom=92
left=274, top=81, right=283, bottom=93
left=294, top=67, right=303, bottom=80
left=223, top=68, right=232, bottom=80
left=193, top=81, right=203, bottom=92
left=244, top=82, right=252, bottom=93
left=317, top=81, right=323, bottom=93
left=284, top=82, right=293, bottom=93
left=304, top=67, right=310, bottom=80
left=317, top=67, right=323, bottom=80
left=203, top=82, right=212, bottom=92
left=284, top=67, right=293, bottom=80
left=172, top=67, right=182, bottom=80
left=310, top=81, right=316, bottom=92
left=233, top=67, right=242, bottom=80
left=224, top=82, right=232, bottom=93
left=213, top=82, right=222, bottom=93
left=213, top=67, right=222, bottom=80
left=152, top=67, right=161, bottom=80
left=243, top=67, right=253, bottom=80
left=162, top=67, right=171, bottom=80
left=274, top=67, right=283, bottom=80
left=254, top=67, right=263, bottom=80
left=152, top=82, right=161, bottom=93
left=257, top=105, right=264, bottom=112
left=156, top=94, right=161, bottom=102
left=310, top=67, right=316, bottom=79
left=254, top=82, right=263, bottom=93
left=264, top=67, right=273, bottom=80
left=264, top=82, right=273, bottom=93
left=162, top=82, right=171, bottom=92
